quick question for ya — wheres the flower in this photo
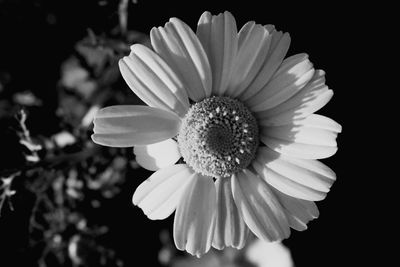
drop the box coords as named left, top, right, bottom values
left=92, top=11, right=341, bottom=257
left=246, top=240, right=293, bottom=267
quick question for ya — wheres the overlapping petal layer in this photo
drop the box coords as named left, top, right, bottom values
left=272, top=188, right=319, bottom=231
left=247, top=53, right=315, bottom=112
left=238, top=28, right=291, bottom=101
left=119, top=44, right=190, bottom=117
left=226, top=22, right=271, bottom=98
left=232, top=169, right=290, bottom=242
left=197, top=11, right=238, bottom=96
left=253, top=147, right=336, bottom=201
left=174, top=173, right=217, bottom=257
left=256, top=70, right=333, bottom=126
left=213, top=177, right=249, bottom=250
left=151, top=17, right=212, bottom=101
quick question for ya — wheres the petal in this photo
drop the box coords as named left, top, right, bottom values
left=197, top=11, right=238, bottom=96
left=213, top=177, right=249, bottom=250
left=231, top=169, right=290, bottom=242
left=151, top=17, right=212, bottom=101
left=256, top=70, right=333, bottom=126
left=134, top=139, right=181, bottom=171
left=239, top=29, right=291, bottom=101
left=92, top=105, right=180, bottom=147
left=119, top=44, right=190, bottom=117
left=260, top=114, right=341, bottom=159
left=246, top=53, right=315, bottom=112
left=226, top=22, right=271, bottom=98
left=261, top=121, right=340, bottom=148
left=132, top=164, right=194, bottom=220
left=174, top=174, right=217, bottom=257
left=261, top=137, right=338, bottom=159
left=253, top=147, right=336, bottom=201
left=292, top=114, right=342, bottom=132
left=272, top=188, right=319, bottom=231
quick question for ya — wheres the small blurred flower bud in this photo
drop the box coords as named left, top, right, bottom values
left=245, top=240, right=293, bottom=267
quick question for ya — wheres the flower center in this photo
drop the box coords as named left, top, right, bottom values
left=177, top=96, right=259, bottom=178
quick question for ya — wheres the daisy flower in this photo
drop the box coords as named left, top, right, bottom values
left=92, top=11, right=341, bottom=257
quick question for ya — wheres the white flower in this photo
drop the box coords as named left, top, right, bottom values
left=246, top=240, right=293, bottom=267
left=92, top=11, right=341, bottom=257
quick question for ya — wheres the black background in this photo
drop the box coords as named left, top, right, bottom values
left=0, top=0, right=390, bottom=266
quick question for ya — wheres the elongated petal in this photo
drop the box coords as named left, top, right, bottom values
left=261, top=136, right=338, bottom=159
left=260, top=113, right=341, bottom=159
left=134, top=139, right=181, bottom=171
left=239, top=29, right=291, bottom=101
left=132, top=164, right=193, bottom=220
left=256, top=70, right=333, bottom=126
left=174, top=174, right=216, bottom=257
left=226, top=22, right=271, bottom=98
left=197, top=11, right=238, bottom=96
left=151, top=17, right=212, bottom=101
left=253, top=147, right=336, bottom=201
left=272, top=188, right=319, bottom=231
left=292, top=114, right=342, bottom=132
left=246, top=54, right=314, bottom=112
left=213, top=177, right=249, bottom=250
left=232, top=169, right=290, bottom=242
left=261, top=122, right=340, bottom=148
left=119, top=44, right=190, bottom=117
left=92, top=105, right=180, bottom=147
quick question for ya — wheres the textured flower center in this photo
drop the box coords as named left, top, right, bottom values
left=178, top=96, right=259, bottom=178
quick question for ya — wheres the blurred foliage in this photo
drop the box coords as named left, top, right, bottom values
left=0, top=1, right=294, bottom=267
left=0, top=1, right=149, bottom=266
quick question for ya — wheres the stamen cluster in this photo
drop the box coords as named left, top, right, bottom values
left=178, top=96, right=259, bottom=178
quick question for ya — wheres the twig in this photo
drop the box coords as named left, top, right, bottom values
left=0, top=144, right=99, bottom=177
left=0, top=173, right=18, bottom=216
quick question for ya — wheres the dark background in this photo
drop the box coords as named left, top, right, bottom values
left=0, top=0, right=388, bottom=266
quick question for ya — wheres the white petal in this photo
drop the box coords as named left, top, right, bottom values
left=151, top=17, right=212, bottom=101
left=246, top=54, right=314, bottom=112
left=256, top=70, right=333, bottom=126
left=261, top=122, right=339, bottom=148
left=134, top=139, right=181, bottom=171
left=92, top=105, right=180, bottom=147
left=197, top=11, right=238, bottom=96
left=253, top=147, right=336, bottom=201
left=119, top=44, right=190, bottom=117
left=174, top=174, right=216, bottom=257
left=213, top=177, right=249, bottom=250
left=231, top=169, right=290, bottom=242
left=260, top=113, right=340, bottom=159
left=261, top=136, right=338, bottom=159
left=226, top=22, right=271, bottom=98
left=132, top=164, right=194, bottom=220
left=292, top=114, right=342, bottom=132
left=239, top=29, right=291, bottom=101
left=272, top=188, right=319, bottom=231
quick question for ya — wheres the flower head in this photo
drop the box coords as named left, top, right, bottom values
left=92, top=11, right=341, bottom=257
left=178, top=96, right=259, bottom=178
